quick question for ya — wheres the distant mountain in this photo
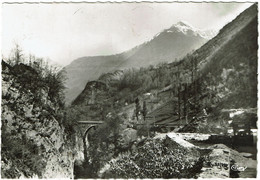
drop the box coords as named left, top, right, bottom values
left=119, top=21, right=216, bottom=68
left=70, top=4, right=257, bottom=134
left=148, top=3, right=258, bottom=130
left=65, top=21, right=216, bottom=104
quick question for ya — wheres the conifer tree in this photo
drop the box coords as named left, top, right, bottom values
left=135, top=98, right=141, bottom=120
left=142, top=101, right=148, bottom=121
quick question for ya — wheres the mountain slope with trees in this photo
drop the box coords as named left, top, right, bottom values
left=62, top=4, right=257, bottom=178
left=146, top=3, right=258, bottom=131
left=64, top=22, right=215, bottom=104
left=71, top=3, right=257, bottom=132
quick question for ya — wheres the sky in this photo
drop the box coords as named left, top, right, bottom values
left=1, top=2, right=253, bottom=66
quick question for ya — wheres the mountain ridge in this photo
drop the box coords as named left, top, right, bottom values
left=72, top=3, right=257, bottom=133
left=65, top=21, right=215, bottom=104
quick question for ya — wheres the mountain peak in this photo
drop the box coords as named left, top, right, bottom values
left=168, top=21, right=196, bottom=35
left=175, top=21, right=193, bottom=28
left=167, top=21, right=217, bottom=39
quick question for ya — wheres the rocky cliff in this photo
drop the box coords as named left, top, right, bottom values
left=1, top=61, right=79, bottom=178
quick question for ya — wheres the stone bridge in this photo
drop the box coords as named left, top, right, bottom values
left=76, top=121, right=104, bottom=162
left=77, top=118, right=194, bottom=144
left=77, top=121, right=104, bottom=143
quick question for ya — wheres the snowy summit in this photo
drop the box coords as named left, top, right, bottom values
left=168, top=21, right=217, bottom=39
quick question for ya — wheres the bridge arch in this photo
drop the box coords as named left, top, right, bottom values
left=83, top=125, right=96, bottom=149
left=77, top=121, right=104, bottom=159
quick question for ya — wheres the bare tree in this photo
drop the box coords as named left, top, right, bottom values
left=13, top=43, right=23, bottom=65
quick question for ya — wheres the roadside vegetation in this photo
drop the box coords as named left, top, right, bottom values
left=1, top=44, right=74, bottom=178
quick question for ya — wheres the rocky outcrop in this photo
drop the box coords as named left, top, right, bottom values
left=199, top=144, right=257, bottom=178
left=1, top=61, right=75, bottom=178
left=117, top=128, right=137, bottom=150
left=72, top=80, right=107, bottom=105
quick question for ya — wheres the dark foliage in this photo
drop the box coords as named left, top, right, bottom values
left=107, top=138, right=203, bottom=178
left=1, top=130, right=47, bottom=178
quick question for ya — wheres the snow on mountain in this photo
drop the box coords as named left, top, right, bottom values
left=172, top=21, right=196, bottom=34
left=65, top=20, right=213, bottom=104
left=167, top=21, right=217, bottom=40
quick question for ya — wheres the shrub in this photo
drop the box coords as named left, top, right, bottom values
left=107, top=138, right=202, bottom=178
left=1, top=130, right=47, bottom=178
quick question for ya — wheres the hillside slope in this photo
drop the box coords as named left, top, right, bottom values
left=120, top=22, right=214, bottom=68
left=71, top=4, right=257, bottom=133
left=64, top=22, right=214, bottom=104
left=1, top=61, right=77, bottom=178
left=148, top=3, right=258, bottom=130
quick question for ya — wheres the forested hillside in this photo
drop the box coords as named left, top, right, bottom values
left=2, top=3, right=257, bottom=179
left=64, top=21, right=215, bottom=104
left=67, top=4, right=257, bottom=178
left=71, top=3, right=257, bottom=130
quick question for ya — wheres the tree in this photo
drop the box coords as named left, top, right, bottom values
left=183, top=83, right=188, bottom=123
left=135, top=98, right=141, bottom=120
left=142, top=101, right=148, bottom=121
left=45, top=67, right=67, bottom=107
left=178, top=85, right=181, bottom=120
left=176, top=66, right=181, bottom=120
left=192, top=55, right=200, bottom=114
left=7, top=43, right=23, bottom=65
left=14, top=43, right=23, bottom=65
left=142, top=100, right=149, bottom=137
left=86, top=112, right=123, bottom=177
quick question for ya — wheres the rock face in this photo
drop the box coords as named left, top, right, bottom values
left=199, top=144, right=257, bottom=178
left=117, top=128, right=137, bottom=149
left=1, top=61, right=75, bottom=178
left=72, top=80, right=107, bottom=105
left=199, top=148, right=230, bottom=178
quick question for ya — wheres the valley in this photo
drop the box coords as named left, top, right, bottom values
left=70, top=4, right=258, bottom=178
left=64, top=21, right=216, bottom=104
left=1, top=3, right=258, bottom=179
